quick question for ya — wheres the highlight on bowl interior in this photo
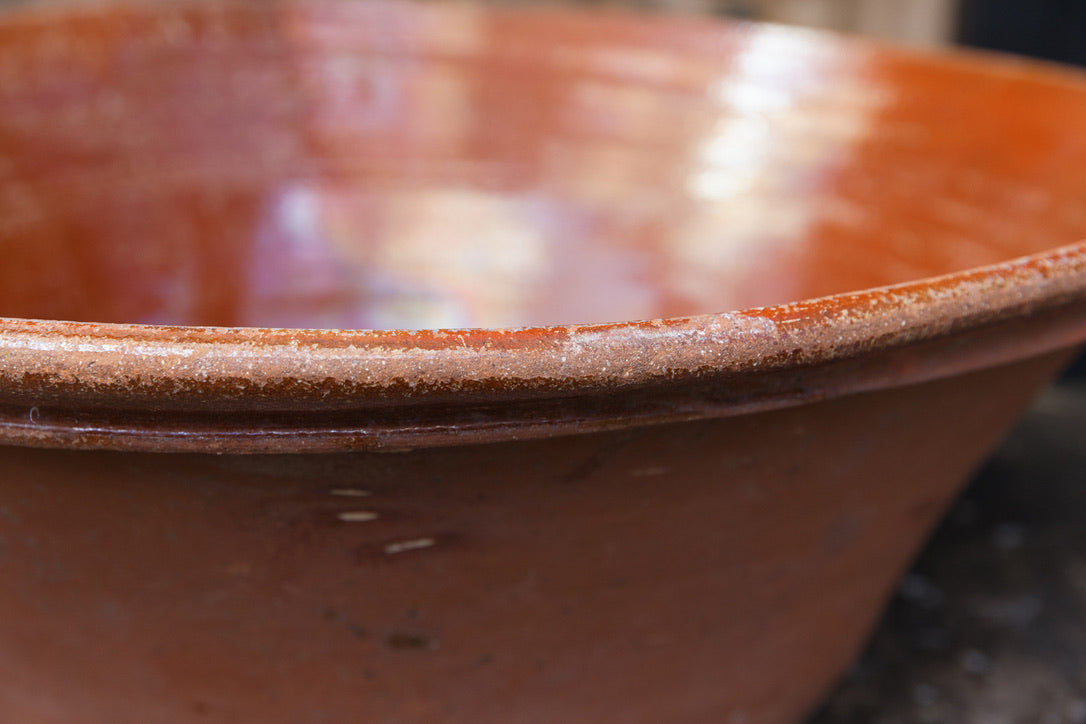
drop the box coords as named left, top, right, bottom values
left=0, top=2, right=1085, bottom=723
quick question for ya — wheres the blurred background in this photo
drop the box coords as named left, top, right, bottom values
left=1, top=0, right=1084, bottom=721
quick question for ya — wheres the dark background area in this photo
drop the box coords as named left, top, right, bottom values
left=1, top=0, right=1083, bottom=720
left=959, top=0, right=1086, bottom=67
left=811, top=3, right=1086, bottom=721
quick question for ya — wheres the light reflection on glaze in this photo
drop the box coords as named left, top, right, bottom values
left=671, top=27, right=890, bottom=316
left=0, top=2, right=1085, bottom=330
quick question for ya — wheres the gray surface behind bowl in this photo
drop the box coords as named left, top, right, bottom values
left=0, top=0, right=1080, bottom=720
left=809, top=382, right=1086, bottom=724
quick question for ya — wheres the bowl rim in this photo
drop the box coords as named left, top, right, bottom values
left=2, top=240, right=1086, bottom=452
left=2, top=0, right=1086, bottom=452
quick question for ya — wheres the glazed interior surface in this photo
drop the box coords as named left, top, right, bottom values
left=1, top=2, right=1086, bottom=330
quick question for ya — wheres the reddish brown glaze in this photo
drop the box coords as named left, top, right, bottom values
left=1, top=1, right=1086, bottom=722
left=0, top=354, right=1074, bottom=724
left=1, top=1, right=1086, bottom=451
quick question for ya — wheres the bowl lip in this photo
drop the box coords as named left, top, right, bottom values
left=2, top=239, right=1086, bottom=454
left=2, top=0, right=1086, bottom=451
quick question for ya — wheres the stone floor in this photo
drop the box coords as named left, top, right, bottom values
left=2, top=1, right=1080, bottom=720
left=809, top=381, right=1086, bottom=724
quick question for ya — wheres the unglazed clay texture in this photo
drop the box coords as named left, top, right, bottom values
left=1, top=2, right=1086, bottom=723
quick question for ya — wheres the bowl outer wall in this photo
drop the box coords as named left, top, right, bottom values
left=0, top=349, right=1074, bottom=723
left=0, top=5, right=1084, bottom=723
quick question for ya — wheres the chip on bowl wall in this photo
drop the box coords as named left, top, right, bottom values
left=1, top=2, right=1086, bottom=722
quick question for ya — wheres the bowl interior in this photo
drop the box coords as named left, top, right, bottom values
left=1, top=1, right=1086, bottom=330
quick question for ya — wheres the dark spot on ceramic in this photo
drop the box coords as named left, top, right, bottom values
left=385, top=632, right=437, bottom=652
left=319, top=607, right=367, bottom=639
left=0, top=2, right=1084, bottom=723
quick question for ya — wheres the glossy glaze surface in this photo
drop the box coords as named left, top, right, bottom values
left=2, top=1, right=1086, bottom=452
left=3, top=3, right=1086, bottom=723
left=1, top=0, right=1085, bottom=331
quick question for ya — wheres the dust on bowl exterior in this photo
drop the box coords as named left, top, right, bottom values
left=1, top=2, right=1086, bottom=722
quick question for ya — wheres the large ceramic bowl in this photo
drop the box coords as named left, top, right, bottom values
left=1, top=1, right=1086, bottom=722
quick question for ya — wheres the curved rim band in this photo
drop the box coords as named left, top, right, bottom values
left=1, top=241, right=1085, bottom=452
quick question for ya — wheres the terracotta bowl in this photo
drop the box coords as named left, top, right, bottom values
left=2, top=1, right=1086, bottom=722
